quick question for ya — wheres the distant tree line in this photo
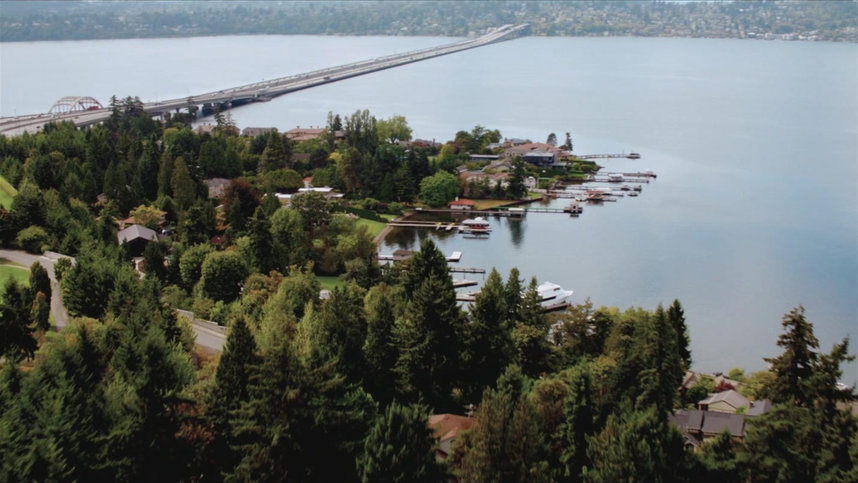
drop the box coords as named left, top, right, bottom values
left=2, top=1, right=855, bottom=42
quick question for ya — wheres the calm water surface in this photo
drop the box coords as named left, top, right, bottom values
left=2, top=35, right=855, bottom=382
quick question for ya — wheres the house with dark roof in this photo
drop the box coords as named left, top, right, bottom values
left=670, top=409, right=747, bottom=449
left=117, top=224, right=158, bottom=256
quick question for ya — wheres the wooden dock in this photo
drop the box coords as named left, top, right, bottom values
left=415, top=208, right=525, bottom=218
left=449, top=267, right=486, bottom=274
left=452, top=279, right=478, bottom=288
left=576, top=153, right=641, bottom=160
left=378, top=251, right=464, bottom=262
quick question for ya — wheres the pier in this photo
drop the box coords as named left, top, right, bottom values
left=576, top=153, right=641, bottom=160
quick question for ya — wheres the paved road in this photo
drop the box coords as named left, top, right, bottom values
left=0, top=249, right=70, bottom=329
left=0, top=249, right=225, bottom=352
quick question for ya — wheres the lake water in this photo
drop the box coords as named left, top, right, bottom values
left=1, top=35, right=856, bottom=383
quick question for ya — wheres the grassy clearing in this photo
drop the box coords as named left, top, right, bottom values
left=317, top=275, right=345, bottom=291
left=0, top=263, right=29, bottom=301
left=356, top=218, right=388, bottom=238
left=0, top=176, right=17, bottom=209
left=472, top=199, right=523, bottom=210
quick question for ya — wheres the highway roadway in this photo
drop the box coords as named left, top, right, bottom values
left=0, top=24, right=527, bottom=137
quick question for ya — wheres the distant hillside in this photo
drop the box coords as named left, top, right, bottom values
left=1, top=0, right=855, bottom=42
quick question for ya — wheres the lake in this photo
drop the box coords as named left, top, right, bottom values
left=1, top=34, right=855, bottom=382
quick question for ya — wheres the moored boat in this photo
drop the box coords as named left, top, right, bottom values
left=460, top=217, right=491, bottom=234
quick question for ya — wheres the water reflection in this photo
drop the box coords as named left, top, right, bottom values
left=508, top=218, right=524, bottom=247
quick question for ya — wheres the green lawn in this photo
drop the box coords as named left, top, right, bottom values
left=317, top=275, right=346, bottom=291
left=0, top=263, right=29, bottom=300
left=355, top=218, right=388, bottom=238
left=0, top=176, right=17, bottom=209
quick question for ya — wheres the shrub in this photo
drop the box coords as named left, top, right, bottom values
left=16, top=225, right=49, bottom=254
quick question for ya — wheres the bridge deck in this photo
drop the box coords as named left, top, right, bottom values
left=0, top=24, right=528, bottom=136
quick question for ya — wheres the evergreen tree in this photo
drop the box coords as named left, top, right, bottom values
left=0, top=279, right=36, bottom=361
left=454, top=366, right=550, bottom=482
left=667, top=299, right=692, bottom=370
left=558, top=365, right=596, bottom=480
left=247, top=206, right=276, bottom=273
left=697, top=429, right=739, bottom=482
left=230, top=336, right=375, bottom=481
left=316, top=283, right=368, bottom=383
left=507, top=158, right=528, bottom=199
left=208, top=316, right=260, bottom=476
left=584, top=406, right=690, bottom=482
left=142, top=240, right=167, bottom=282
left=28, top=261, right=51, bottom=303
left=362, top=283, right=399, bottom=404
left=465, top=268, right=514, bottom=401
left=635, top=305, right=683, bottom=415
left=356, top=402, right=447, bottom=483
left=394, top=271, right=464, bottom=411
left=402, top=238, right=451, bottom=297
left=763, top=305, right=819, bottom=407
left=171, top=156, right=196, bottom=211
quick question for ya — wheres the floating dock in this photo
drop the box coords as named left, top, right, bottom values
left=377, top=251, right=465, bottom=262
left=452, top=279, right=478, bottom=288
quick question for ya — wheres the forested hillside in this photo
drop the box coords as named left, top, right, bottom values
left=0, top=103, right=855, bottom=480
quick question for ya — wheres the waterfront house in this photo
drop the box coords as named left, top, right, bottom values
left=449, top=199, right=475, bottom=210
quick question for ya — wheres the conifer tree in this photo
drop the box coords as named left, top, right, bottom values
left=667, top=299, right=692, bottom=370
left=317, top=283, right=368, bottom=383
left=362, top=283, right=399, bottom=403
left=465, top=268, right=514, bottom=401
left=248, top=206, right=276, bottom=273
left=28, top=261, right=51, bottom=303
left=558, top=365, right=596, bottom=480
left=635, top=305, right=683, bottom=415
left=394, top=271, right=463, bottom=411
left=0, top=279, right=36, bottom=361
left=230, top=336, right=375, bottom=481
left=208, top=316, right=260, bottom=476
left=454, top=366, right=550, bottom=482
left=763, top=305, right=819, bottom=406
left=584, top=406, right=690, bottom=482
left=356, top=402, right=447, bottom=483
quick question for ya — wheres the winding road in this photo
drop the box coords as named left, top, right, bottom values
left=0, top=249, right=224, bottom=351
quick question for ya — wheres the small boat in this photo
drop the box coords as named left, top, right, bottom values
left=633, top=185, right=643, bottom=192
left=627, top=152, right=641, bottom=159
left=586, top=190, right=605, bottom=202
left=628, top=191, right=639, bottom=197
left=564, top=202, right=583, bottom=215
left=460, top=217, right=491, bottom=235
left=620, top=185, right=632, bottom=191
left=608, top=173, right=624, bottom=183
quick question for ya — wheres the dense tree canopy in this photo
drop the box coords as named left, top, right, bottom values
left=0, top=107, right=854, bottom=481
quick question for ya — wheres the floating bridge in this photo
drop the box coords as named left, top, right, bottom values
left=0, top=24, right=528, bottom=136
